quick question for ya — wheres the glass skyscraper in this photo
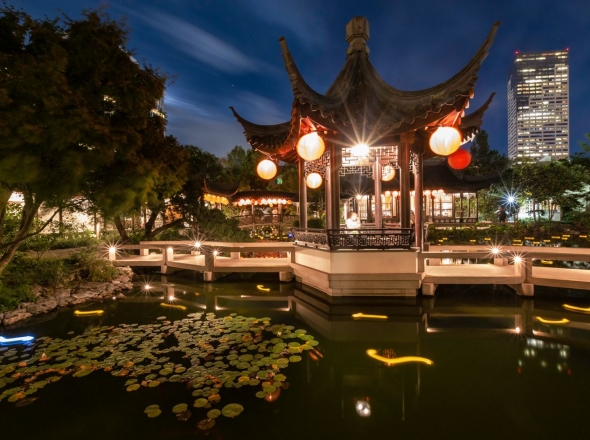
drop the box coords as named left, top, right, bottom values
left=507, top=50, right=569, bottom=160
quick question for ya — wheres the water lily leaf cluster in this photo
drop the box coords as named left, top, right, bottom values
left=0, top=312, right=318, bottom=428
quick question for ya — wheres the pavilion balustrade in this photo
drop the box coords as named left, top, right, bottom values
left=293, top=227, right=412, bottom=250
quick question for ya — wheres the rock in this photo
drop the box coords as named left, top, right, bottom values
left=0, top=313, right=4, bottom=325
left=111, top=280, right=121, bottom=284
left=54, top=288, right=72, bottom=299
left=30, top=285, right=45, bottom=298
left=4, top=310, right=32, bottom=326
left=115, top=293, right=126, bottom=300
left=72, top=291, right=97, bottom=300
left=27, top=299, right=58, bottom=315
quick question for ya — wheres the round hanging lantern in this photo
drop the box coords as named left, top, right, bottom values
left=296, top=132, right=325, bottom=161
left=257, top=159, right=277, bottom=180
left=306, top=172, right=323, bottom=189
left=429, top=127, right=462, bottom=156
left=382, top=165, right=396, bottom=181
left=447, top=148, right=472, bottom=170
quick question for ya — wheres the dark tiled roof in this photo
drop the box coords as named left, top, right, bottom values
left=230, top=19, right=500, bottom=163
left=203, top=179, right=240, bottom=197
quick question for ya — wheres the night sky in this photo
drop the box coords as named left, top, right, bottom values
left=10, top=0, right=590, bottom=157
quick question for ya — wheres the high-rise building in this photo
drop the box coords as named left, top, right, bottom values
left=507, top=50, right=569, bottom=160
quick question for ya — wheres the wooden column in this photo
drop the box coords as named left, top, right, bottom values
left=414, top=146, right=423, bottom=249
left=325, top=160, right=332, bottom=228
left=400, top=133, right=412, bottom=228
left=374, top=162, right=383, bottom=228
left=329, top=144, right=342, bottom=230
left=298, top=158, right=307, bottom=228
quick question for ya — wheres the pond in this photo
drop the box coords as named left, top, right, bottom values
left=2, top=275, right=590, bottom=440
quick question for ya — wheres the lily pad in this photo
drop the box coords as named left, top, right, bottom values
left=197, top=418, right=215, bottom=430
left=172, top=403, right=188, bottom=413
left=207, top=409, right=221, bottom=418
left=289, top=355, right=302, bottom=362
left=126, top=384, right=140, bottom=392
left=255, top=391, right=267, bottom=398
left=73, top=369, right=93, bottom=378
left=193, top=398, right=208, bottom=408
left=144, top=404, right=160, bottom=414
left=147, top=409, right=162, bottom=418
left=221, top=403, right=244, bottom=418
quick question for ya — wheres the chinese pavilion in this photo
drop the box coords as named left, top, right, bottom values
left=231, top=17, right=499, bottom=251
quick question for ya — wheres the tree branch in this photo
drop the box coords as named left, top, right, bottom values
left=0, top=207, right=59, bottom=249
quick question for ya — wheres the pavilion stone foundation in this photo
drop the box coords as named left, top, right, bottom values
left=291, top=247, right=423, bottom=296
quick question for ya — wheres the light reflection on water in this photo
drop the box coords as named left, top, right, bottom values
left=2, top=277, right=590, bottom=439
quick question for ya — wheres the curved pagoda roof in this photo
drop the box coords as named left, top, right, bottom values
left=232, top=17, right=500, bottom=164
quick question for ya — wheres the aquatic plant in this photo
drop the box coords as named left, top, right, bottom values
left=0, top=312, right=318, bottom=428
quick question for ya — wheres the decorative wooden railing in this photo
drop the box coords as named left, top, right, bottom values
left=292, top=228, right=413, bottom=251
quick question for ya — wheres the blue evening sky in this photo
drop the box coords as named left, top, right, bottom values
left=9, top=0, right=590, bottom=157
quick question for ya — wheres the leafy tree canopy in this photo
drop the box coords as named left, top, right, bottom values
left=0, top=6, right=167, bottom=272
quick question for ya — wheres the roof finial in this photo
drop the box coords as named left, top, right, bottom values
left=346, top=17, right=370, bottom=55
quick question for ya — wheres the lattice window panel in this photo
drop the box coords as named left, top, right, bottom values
left=304, top=151, right=330, bottom=178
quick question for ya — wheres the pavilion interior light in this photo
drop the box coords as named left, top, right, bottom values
left=306, top=172, right=323, bottom=189
left=203, top=194, right=229, bottom=205
left=382, top=165, right=396, bottom=181
left=429, top=126, right=461, bottom=156
left=351, top=143, right=370, bottom=157
left=296, top=132, right=325, bottom=161
left=256, top=159, right=277, bottom=180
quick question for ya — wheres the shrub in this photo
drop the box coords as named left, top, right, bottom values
left=2, top=255, right=70, bottom=289
left=291, top=218, right=324, bottom=229
left=67, top=246, right=119, bottom=282
left=0, top=282, right=35, bottom=312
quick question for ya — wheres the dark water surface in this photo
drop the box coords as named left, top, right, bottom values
left=2, top=275, right=590, bottom=440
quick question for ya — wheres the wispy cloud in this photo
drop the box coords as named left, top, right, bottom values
left=243, top=0, right=327, bottom=47
left=232, top=91, right=290, bottom=125
left=119, top=6, right=260, bottom=74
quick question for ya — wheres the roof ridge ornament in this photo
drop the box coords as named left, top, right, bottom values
left=346, top=16, right=370, bottom=56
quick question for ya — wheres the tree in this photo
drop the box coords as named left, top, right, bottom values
left=220, top=146, right=267, bottom=190
left=465, top=130, right=510, bottom=176
left=0, top=7, right=166, bottom=273
left=513, top=160, right=590, bottom=224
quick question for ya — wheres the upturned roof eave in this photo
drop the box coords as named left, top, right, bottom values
left=278, top=22, right=500, bottom=130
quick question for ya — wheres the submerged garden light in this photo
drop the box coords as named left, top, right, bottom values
left=0, top=335, right=35, bottom=345
left=536, top=317, right=570, bottom=325
left=563, top=304, right=590, bottom=314
left=366, top=349, right=433, bottom=366
left=355, top=400, right=371, bottom=417
left=74, top=310, right=104, bottom=317
left=352, top=313, right=388, bottom=320
left=256, top=285, right=271, bottom=292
